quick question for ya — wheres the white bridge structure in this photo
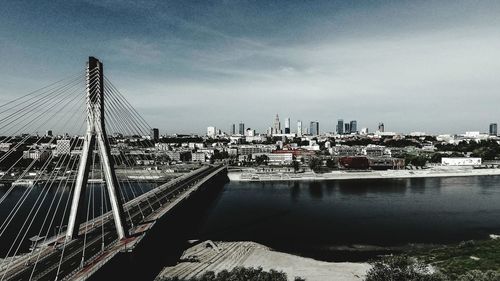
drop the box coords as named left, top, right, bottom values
left=67, top=57, right=127, bottom=241
left=0, top=57, right=226, bottom=281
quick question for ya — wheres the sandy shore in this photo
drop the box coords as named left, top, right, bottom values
left=156, top=241, right=370, bottom=281
left=228, top=167, right=500, bottom=182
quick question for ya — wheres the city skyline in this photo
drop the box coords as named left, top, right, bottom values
left=1, top=1, right=500, bottom=134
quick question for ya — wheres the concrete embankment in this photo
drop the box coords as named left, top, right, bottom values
left=156, top=241, right=370, bottom=281
left=228, top=167, right=500, bottom=182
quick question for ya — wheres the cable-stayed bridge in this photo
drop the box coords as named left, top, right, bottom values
left=0, top=57, right=226, bottom=281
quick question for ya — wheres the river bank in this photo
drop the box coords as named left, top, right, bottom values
left=156, top=241, right=370, bottom=281
left=228, top=166, right=500, bottom=181
left=409, top=235, right=500, bottom=279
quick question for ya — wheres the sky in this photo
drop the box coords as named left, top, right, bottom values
left=0, top=0, right=500, bottom=135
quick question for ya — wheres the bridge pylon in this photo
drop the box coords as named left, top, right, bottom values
left=66, top=57, right=128, bottom=241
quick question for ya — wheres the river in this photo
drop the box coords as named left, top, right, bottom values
left=2, top=175, right=500, bottom=280
left=197, top=176, right=500, bottom=262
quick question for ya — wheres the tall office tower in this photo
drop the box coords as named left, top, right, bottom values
left=344, top=123, right=351, bottom=134
left=273, top=114, right=281, bottom=134
left=297, top=120, right=303, bottom=137
left=238, top=122, right=245, bottom=135
left=45, top=130, right=53, bottom=137
left=337, top=119, right=344, bottom=134
left=350, top=120, right=357, bottom=133
left=231, top=124, right=236, bottom=135
left=310, top=121, right=320, bottom=136
left=490, top=123, right=498, bottom=136
left=378, top=122, right=385, bottom=132
left=207, top=126, right=216, bottom=137
left=284, top=117, right=291, bottom=134
left=150, top=128, right=159, bottom=142
left=267, top=127, right=273, bottom=135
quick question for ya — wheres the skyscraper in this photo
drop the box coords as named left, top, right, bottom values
left=344, top=123, right=350, bottom=134
left=150, top=128, right=159, bottom=142
left=310, top=121, right=319, bottom=136
left=238, top=122, right=245, bottom=135
left=273, top=114, right=281, bottom=134
left=284, top=117, right=290, bottom=134
left=297, top=120, right=302, bottom=137
left=490, top=123, right=498, bottom=136
left=350, top=120, right=357, bottom=133
left=337, top=119, right=344, bottom=134
left=378, top=122, right=385, bottom=132
left=231, top=124, right=236, bottom=135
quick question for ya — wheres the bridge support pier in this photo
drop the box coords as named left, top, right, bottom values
left=66, top=57, right=127, bottom=241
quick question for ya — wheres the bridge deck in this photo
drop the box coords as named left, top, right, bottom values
left=0, top=164, right=226, bottom=281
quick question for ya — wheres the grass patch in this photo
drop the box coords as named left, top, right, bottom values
left=409, top=238, right=500, bottom=279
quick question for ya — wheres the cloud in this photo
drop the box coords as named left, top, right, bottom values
left=2, top=0, right=500, bottom=134
left=110, top=20, right=500, bottom=134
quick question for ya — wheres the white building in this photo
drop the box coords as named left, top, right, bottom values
left=464, top=131, right=480, bottom=138
left=441, top=157, right=481, bottom=166
left=188, top=142, right=205, bottom=149
left=207, top=126, right=217, bottom=137
left=155, top=143, right=170, bottom=151
left=252, top=153, right=293, bottom=165
left=330, top=145, right=360, bottom=156
left=23, top=150, right=51, bottom=161
left=238, top=144, right=275, bottom=155
left=0, top=143, right=12, bottom=152
left=245, top=128, right=256, bottom=137
left=245, top=135, right=267, bottom=143
left=191, top=152, right=206, bottom=162
left=363, top=145, right=385, bottom=157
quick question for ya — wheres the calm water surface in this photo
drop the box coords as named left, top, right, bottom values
left=198, top=176, right=500, bottom=261
left=3, top=175, right=500, bottom=279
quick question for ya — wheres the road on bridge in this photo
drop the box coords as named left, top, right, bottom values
left=2, top=165, right=222, bottom=281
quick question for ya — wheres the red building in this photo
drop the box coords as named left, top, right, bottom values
left=339, top=156, right=370, bottom=170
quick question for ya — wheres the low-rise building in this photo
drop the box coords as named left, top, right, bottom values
left=238, top=145, right=275, bottom=155
left=165, top=151, right=191, bottom=162
left=441, top=157, right=481, bottom=166
left=252, top=153, right=293, bottom=165
left=22, top=150, right=51, bottom=161
left=0, top=143, right=12, bottom=152
left=191, top=152, right=206, bottom=162
left=330, top=145, right=360, bottom=156
left=363, top=145, right=385, bottom=157
left=369, top=157, right=405, bottom=170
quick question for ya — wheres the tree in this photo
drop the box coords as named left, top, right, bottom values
left=255, top=154, right=269, bottom=166
left=404, top=154, right=428, bottom=167
left=159, top=267, right=291, bottom=281
left=429, top=153, right=443, bottom=163
left=292, top=160, right=300, bottom=173
left=309, top=157, right=322, bottom=172
left=325, top=158, right=336, bottom=169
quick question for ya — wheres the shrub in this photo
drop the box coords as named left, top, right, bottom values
left=456, top=270, right=500, bottom=281
left=159, top=267, right=292, bottom=281
left=365, top=255, right=447, bottom=281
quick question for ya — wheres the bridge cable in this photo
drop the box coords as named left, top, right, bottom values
left=0, top=103, right=86, bottom=278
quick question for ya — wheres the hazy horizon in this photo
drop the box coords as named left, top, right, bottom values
left=1, top=1, right=499, bottom=135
